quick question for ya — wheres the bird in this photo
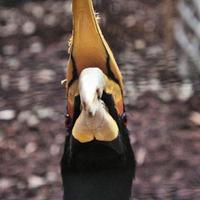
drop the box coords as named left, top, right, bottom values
left=61, top=0, right=136, bottom=200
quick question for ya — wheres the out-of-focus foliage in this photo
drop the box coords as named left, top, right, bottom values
left=175, top=0, right=200, bottom=94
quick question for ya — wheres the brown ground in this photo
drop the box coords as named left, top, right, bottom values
left=0, top=0, right=200, bottom=199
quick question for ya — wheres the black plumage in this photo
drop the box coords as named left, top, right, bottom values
left=61, top=92, right=136, bottom=200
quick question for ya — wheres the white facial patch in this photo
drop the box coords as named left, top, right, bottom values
left=79, top=68, right=106, bottom=116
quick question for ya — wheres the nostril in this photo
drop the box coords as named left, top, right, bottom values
left=88, top=111, right=93, bottom=117
left=96, top=88, right=100, bottom=99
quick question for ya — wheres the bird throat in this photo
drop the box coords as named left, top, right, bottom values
left=72, top=104, right=119, bottom=143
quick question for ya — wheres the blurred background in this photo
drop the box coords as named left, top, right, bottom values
left=0, top=0, right=200, bottom=199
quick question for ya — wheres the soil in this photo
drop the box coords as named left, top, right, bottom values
left=0, top=0, right=199, bottom=199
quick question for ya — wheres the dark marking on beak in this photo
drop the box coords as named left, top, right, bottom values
left=82, top=101, right=87, bottom=111
left=96, top=88, right=100, bottom=99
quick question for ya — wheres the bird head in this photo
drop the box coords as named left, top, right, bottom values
left=79, top=68, right=106, bottom=117
left=73, top=67, right=120, bottom=144
left=66, top=0, right=125, bottom=119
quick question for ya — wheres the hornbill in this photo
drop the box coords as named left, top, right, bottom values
left=61, top=0, right=136, bottom=200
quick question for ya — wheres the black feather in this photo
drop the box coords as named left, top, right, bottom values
left=61, top=91, right=136, bottom=200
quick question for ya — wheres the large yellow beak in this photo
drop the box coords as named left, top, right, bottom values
left=72, top=0, right=107, bottom=75
left=66, top=0, right=124, bottom=118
